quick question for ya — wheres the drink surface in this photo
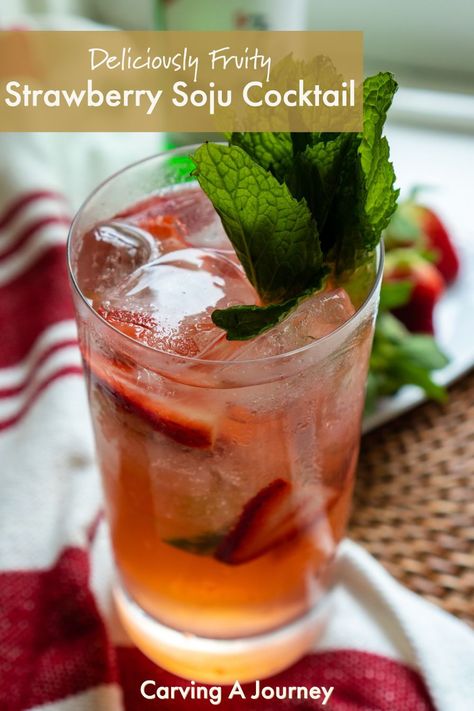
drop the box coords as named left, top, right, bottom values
left=73, top=182, right=374, bottom=637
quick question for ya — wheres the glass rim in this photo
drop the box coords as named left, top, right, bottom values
left=67, top=144, right=384, bottom=367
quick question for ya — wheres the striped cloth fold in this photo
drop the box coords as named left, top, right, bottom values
left=0, top=132, right=473, bottom=711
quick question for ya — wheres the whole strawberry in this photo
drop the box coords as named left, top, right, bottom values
left=384, top=190, right=459, bottom=283
left=383, top=250, right=445, bottom=334
left=414, top=204, right=459, bottom=283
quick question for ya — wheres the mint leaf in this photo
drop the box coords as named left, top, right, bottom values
left=211, top=287, right=320, bottom=341
left=192, top=143, right=326, bottom=306
left=290, top=132, right=312, bottom=155
left=359, top=73, right=399, bottom=237
left=165, top=530, right=225, bottom=555
left=287, top=134, right=351, bottom=245
left=231, top=131, right=352, bottom=248
left=228, top=132, right=293, bottom=183
left=322, top=73, right=399, bottom=273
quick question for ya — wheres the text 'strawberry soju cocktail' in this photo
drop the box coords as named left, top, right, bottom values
left=68, top=147, right=383, bottom=682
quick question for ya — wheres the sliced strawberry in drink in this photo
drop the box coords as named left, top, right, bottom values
left=82, top=348, right=218, bottom=449
left=215, top=479, right=292, bottom=564
left=136, top=214, right=188, bottom=253
left=108, top=383, right=217, bottom=449
left=96, top=306, right=165, bottom=351
left=116, top=186, right=216, bottom=234
left=215, top=478, right=332, bottom=565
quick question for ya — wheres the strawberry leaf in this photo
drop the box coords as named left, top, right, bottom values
left=365, top=312, right=449, bottom=413
left=379, top=280, right=413, bottom=310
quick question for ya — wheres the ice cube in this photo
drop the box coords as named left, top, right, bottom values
left=205, top=288, right=356, bottom=361
left=75, top=221, right=158, bottom=300
left=119, top=185, right=234, bottom=253
left=186, top=210, right=234, bottom=253
left=241, top=288, right=356, bottom=358
left=97, top=248, right=258, bottom=357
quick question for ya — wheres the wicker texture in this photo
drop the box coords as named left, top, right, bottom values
left=350, top=369, right=474, bottom=626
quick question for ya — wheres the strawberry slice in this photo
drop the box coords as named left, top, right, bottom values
left=215, top=479, right=292, bottom=564
left=215, top=479, right=330, bottom=565
left=82, top=348, right=217, bottom=449
left=96, top=306, right=164, bottom=351
left=136, top=214, right=188, bottom=253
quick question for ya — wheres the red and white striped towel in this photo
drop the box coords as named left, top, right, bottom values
left=1, top=132, right=474, bottom=711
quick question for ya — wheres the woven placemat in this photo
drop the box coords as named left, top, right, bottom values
left=349, top=369, right=474, bottom=627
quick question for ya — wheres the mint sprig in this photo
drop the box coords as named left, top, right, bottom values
left=192, top=143, right=327, bottom=337
left=193, top=72, right=399, bottom=340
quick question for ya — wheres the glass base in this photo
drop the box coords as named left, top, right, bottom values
left=114, top=584, right=330, bottom=684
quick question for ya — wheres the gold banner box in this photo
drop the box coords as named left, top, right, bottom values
left=0, top=31, right=362, bottom=132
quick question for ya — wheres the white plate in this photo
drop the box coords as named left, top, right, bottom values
left=363, top=240, right=474, bottom=433
left=363, top=122, right=474, bottom=433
